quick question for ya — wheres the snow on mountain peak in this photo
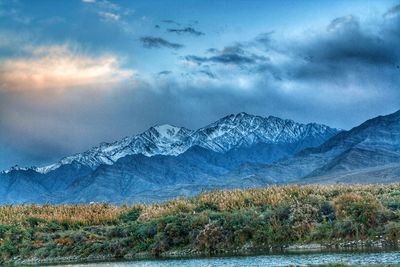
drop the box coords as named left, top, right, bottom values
left=153, top=124, right=182, bottom=135
left=26, top=113, right=340, bottom=174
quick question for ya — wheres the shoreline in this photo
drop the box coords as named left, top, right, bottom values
left=11, top=240, right=400, bottom=266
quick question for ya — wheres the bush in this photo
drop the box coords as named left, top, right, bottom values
left=26, top=217, right=46, bottom=228
left=385, top=222, right=400, bottom=242
left=119, top=207, right=141, bottom=222
left=334, top=219, right=362, bottom=239
left=161, top=215, right=192, bottom=246
left=312, top=220, right=334, bottom=240
left=252, top=225, right=273, bottom=246
left=195, top=202, right=220, bottom=212
left=195, top=223, right=227, bottom=253
left=319, top=201, right=336, bottom=222
left=334, top=193, right=384, bottom=228
left=0, top=225, right=10, bottom=239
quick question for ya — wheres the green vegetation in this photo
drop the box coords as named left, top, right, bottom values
left=0, top=184, right=399, bottom=265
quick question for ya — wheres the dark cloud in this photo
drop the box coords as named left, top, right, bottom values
left=206, top=48, right=219, bottom=54
left=167, top=27, right=204, bottom=36
left=277, top=13, right=400, bottom=83
left=162, top=19, right=180, bottom=25
left=140, top=36, right=183, bottom=49
left=327, top=15, right=359, bottom=31
left=185, top=44, right=268, bottom=67
left=177, top=4, right=400, bottom=130
left=185, top=54, right=254, bottom=65
left=158, top=70, right=172, bottom=76
left=384, top=4, right=400, bottom=17
left=254, top=31, right=274, bottom=46
left=198, top=70, right=217, bottom=79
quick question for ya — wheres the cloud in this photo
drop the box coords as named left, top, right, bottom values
left=185, top=54, right=255, bottom=65
left=167, top=27, right=204, bottom=36
left=254, top=31, right=275, bottom=47
left=140, top=36, right=183, bottom=49
left=158, top=70, right=172, bottom=76
left=162, top=19, right=180, bottom=26
left=198, top=70, right=217, bottom=79
left=1, top=3, right=400, bottom=170
left=0, top=0, right=32, bottom=24
left=98, top=11, right=120, bottom=21
left=184, top=44, right=268, bottom=67
left=94, top=0, right=120, bottom=11
left=384, top=4, right=400, bottom=18
left=82, top=0, right=133, bottom=28
left=280, top=15, right=400, bottom=84
left=175, top=4, right=400, bottom=128
left=0, top=44, right=134, bottom=91
left=327, top=15, right=359, bottom=31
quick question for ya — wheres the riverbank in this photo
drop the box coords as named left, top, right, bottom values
left=11, top=248, right=400, bottom=266
left=1, top=184, right=400, bottom=265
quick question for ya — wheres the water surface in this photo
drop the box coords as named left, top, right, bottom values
left=57, top=251, right=400, bottom=266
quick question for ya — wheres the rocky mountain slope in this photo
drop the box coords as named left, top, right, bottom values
left=0, top=113, right=339, bottom=203
left=3, top=110, right=400, bottom=204
left=231, top=110, right=400, bottom=184
left=28, top=112, right=338, bottom=174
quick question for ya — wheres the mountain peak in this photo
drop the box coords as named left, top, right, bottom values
left=151, top=124, right=190, bottom=136
left=8, top=113, right=340, bottom=174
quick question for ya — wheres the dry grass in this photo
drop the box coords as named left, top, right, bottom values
left=139, top=184, right=400, bottom=220
left=1, top=184, right=399, bottom=225
left=0, top=203, right=130, bottom=225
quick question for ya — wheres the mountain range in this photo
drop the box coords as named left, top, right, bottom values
left=1, top=110, right=399, bottom=204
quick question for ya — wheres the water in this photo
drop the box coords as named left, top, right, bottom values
left=57, top=251, right=400, bottom=266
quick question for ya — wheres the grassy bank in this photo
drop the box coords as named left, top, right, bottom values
left=0, top=184, right=399, bottom=265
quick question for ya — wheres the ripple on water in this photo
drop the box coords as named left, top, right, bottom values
left=56, top=251, right=400, bottom=267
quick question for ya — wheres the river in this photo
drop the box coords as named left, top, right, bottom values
left=56, top=251, right=400, bottom=266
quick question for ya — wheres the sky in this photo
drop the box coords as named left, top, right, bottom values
left=0, top=0, right=400, bottom=170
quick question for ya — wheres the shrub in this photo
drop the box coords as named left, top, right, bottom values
left=0, top=240, right=18, bottom=259
left=26, top=217, right=47, bottom=228
left=312, top=220, right=334, bottom=240
left=334, top=193, right=384, bottom=228
left=385, top=222, right=400, bottom=242
left=319, top=201, right=336, bottom=222
left=289, top=202, right=319, bottom=239
left=252, top=225, right=273, bottom=246
left=161, top=215, right=192, bottom=246
left=195, top=223, right=227, bottom=253
left=119, top=207, right=141, bottom=223
left=334, top=218, right=362, bottom=239
left=195, top=202, right=220, bottom=212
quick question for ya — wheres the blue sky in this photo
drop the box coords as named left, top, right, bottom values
left=0, top=0, right=399, bottom=169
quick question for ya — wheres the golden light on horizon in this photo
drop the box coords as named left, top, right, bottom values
left=0, top=45, right=135, bottom=91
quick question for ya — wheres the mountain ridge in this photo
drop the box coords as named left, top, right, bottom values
left=232, top=109, right=400, bottom=184
left=2, top=110, right=399, bottom=204
left=4, top=112, right=339, bottom=174
left=0, top=112, right=342, bottom=204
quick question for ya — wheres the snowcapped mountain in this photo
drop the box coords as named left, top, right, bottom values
left=32, top=112, right=339, bottom=173
left=36, top=124, right=194, bottom=173
left=2, top=110, right=399, bottom=204
left=192, top=112, right=338, bottom=152
left=228, top=109, right=400, bottom=185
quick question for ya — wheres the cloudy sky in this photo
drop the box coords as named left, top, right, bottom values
left=0, top=0, right=399, bottom=170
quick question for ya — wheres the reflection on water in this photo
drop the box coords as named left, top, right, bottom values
left=57, top=251, right=400, bottom=267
